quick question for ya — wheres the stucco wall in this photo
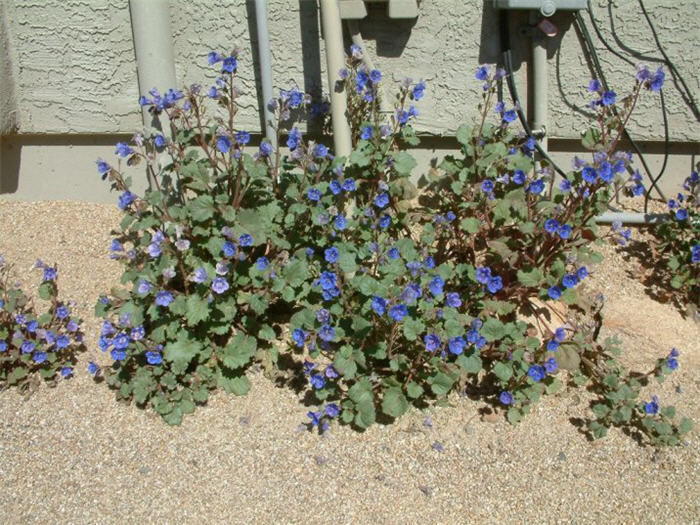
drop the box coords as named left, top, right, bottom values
left=3, top=0, right=698, bottom=141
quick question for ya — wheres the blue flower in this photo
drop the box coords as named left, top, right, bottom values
left=117, top=191, right=135, bottom=210
left=310, top=373, right=326, bottom=389
left=487, top=276, right=503, bottom=294
left=222, top=56, right=237, bottom=73
left=562, top=274, right=579, bottom=289
left=191, top=268, right=208, bottom=284
left=588, top=78, right=601, bottom=92
left=557, top=224, right=572, bottom=239
left=390, top=304, right=408, bottom=322
left=374, top=193, right=389, bottom=208
left=216, top=136, right=231, bottom=153
left=115, top=142, right=133, bottom=157
left=544, top=219, right=559, bottom=234
left=481, top=179, right=495, bottom=193
left=598, top=162, right=614, bottom=183
left=292, top=328, right=308, bottom=348
left=325, top=365, right=339, bottom=379
left=675, top=209, right=688, bottom=220
left=402, top=283, right=422, bottom=304
left=448, top=336, right=466, bottom=355
left=666, top=358, right=679, bottom=370
left=316, top=309, right=331, bottom=324
left=372, top=296, right=387, bottom=315
left=527, top=179, right=545, bottom=194
left=156, top=291, right=174, bottom=307
left=412, top=79, right=426, bottom=100
left=147, top=242, right=161, bottom=258
left=387, top=248, right=400, bottom=260
left=547, top=340, right=560, bottom=352
left=87, top=362, right=99, bottom=375
left=33, top=352, right=47, bottom=364
left=361, top=126, right=374, bottom=140
left=130, top=325, right=145, bottom=341
left=429, top=276, right=444, bottom=296
left=329, top=180, right=342, bottom=195
left=110, top=239, right=123, bottom=252
left=544, top=357, right=558, bottom=374
left=0, top=341, right=7, bottom=352
left=234, top=130, right=250, bottom=145
left=644, top=396, right=659, bottom=415
left=222, top=241, right=237, bottom=258
left=26, top=320, right=38, bottom=332
left=342, top=178, right=355, bottom=192
left=475, top=66, right=489, bottom=81
left=56, top=335, right=70, bottom=349
left=554, top=327, right=567, bottom=342
left=500, top=391, right=514, bottom=405
left=512, top=170, right=526, bottom=185
left=207, top=51, right=223, bottom=64
left=445, top=292, right=462, bottom=308
left=21, top=340, right=35, bottom=354
left=256, top=257, right=270, bottom=271
left=334, top=214, right=347, bottom=230
left=559, top=179, right=572, bottom=192
left=424, top=334, right=441, bottom=352
left=475, top=266, right=492, bottom=284
left=576, top=266, right=589, bottom=280
left=154, top=134, right=166, bottom=148
left=113, top=333, right=130, bottom=350
left=307, top=187, right=321, bottom=201
left=650, top=68, right=665, bottom=91
left=601, top=90, right=616, bottom=106
left=314, top=143, right=329, bottom=158
left=56, top=305, right=70, bottom=319
left=324, top=247, right=339, bottom=263
left=319, top=325, right=335, bottom=342
left=211, top=277, right=229, bottom=294
left=239, top=234, right=253, bottom=247
left=692, top=245, right=700, bottom=264
left=259, top=141, right=273, bottom=156
left=424, top=256, right=435, bottom=269
left=503, top=110, right=517, bottom=123
left=287, top=127, right=302, bottom=150
left=527, top=364, right=546, bottom=382
left=318, top=271, right=338, bottom=290
left=60, top=366, right=73, bottom=378
left=146, top=351, right=163, bottom=365
left=548, top=286, right=562, bottom=300
left=111, top=349, right=126, bottom=361
left=308, top=410, right=323, bottom=427
left=369, top=69, right=382, bottom=83
left=325, top=403, right=340, bottom=418
left=582, top=166, right=597, bottom=183
left=379, top=214, right=391, bottom=229
left=96, top=159, right=110, bottom=176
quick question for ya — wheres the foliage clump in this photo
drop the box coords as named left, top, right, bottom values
left=92, top=49, right=691, bottom=445
left=0, top=255, right=84, bottom=389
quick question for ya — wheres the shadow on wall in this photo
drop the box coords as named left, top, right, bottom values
left=0, top=138, right=20, bottom=194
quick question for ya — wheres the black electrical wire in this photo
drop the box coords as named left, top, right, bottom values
left=574, top=10, right=668, bottom=208
left=498, top=10, right=568, bottom=179
left=637, top=0, right=700, bottom=122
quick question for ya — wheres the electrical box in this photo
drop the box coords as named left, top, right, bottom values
left=492, top=0, right=587, bottom=16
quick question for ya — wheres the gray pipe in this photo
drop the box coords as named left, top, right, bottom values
left=320, top=0, right=352, bottom=158
left=129, top=0, right=177, bottom=132
left=594, top=211, right=667, bottom=224
left=254, top=0, right=276, bottom=148
left=530, top=11, right=548, bottom=151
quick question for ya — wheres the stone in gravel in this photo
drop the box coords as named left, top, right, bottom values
left=314, top=455, right=327, bottom=466
left=239, top=416, right=251, bottom=426
left=418, top=485, right=433, bottom=497
left=139, top=466, right=151, bottom=475
left=423, top=416, right=433, bottom=428
left=557, top=452, right=567, bottom=462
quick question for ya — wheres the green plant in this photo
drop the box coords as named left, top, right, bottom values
left=0, top=255, right=84, bottom=389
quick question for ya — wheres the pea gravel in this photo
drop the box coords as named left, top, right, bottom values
left=0, top=201, right=698, bottom=524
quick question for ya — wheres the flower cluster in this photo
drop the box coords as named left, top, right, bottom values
left=0, top=256, right=84, bottom=389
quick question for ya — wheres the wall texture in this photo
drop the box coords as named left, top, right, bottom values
left=3, top=0, right=698, bottom=140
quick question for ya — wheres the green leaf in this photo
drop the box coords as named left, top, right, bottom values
left=406, top=381, right=424, bottom=399
left=381, top=387, right=409, bottom=418
left=189, top=195, right=216, bottom=222
left=221, top=333, right=256, bottom=369
left=517, top=267, right=544, bottom=287
left=493, top=361, right=513, bottom=382
left=185, top=294, right=210, bottom=326
left=430, top=372, right=455, bottom=396
left=455, top=124, right=472, bottom=148
left=460, top=217, right=480, bottom=234
left=217, top=367, right=251, bottom=395
left=481, top=318, right=506, bottom=342
left=164, top=335, right=201, bottom=367
left=392, top=151, right=417, bottom=176
left=402, top=317, right=425, bottom=341
left=456, top=352, right=482, bottom=374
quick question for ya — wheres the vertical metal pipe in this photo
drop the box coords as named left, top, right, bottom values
left=254, top=0, right=276, bottom=148
left=530, top=11, right=548, bottom=152
left=319, top=0, right=352, bottom=158
left=129, top=0, right=177, bottom=132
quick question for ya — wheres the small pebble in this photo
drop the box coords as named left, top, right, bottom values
left=431, top=441, right=445, bottom=453
left=418, top=485, right=433, bottom=497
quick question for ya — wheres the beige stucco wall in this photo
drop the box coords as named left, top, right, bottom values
left=0, top=0, right=698, bottom=202
left=3, top=0, right=698, bottom=139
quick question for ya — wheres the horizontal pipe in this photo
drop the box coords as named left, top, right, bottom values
left=594, top=211, right=667, bottom=224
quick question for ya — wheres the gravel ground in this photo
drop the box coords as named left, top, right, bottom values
left=0, top=201, right=698, bottom=525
